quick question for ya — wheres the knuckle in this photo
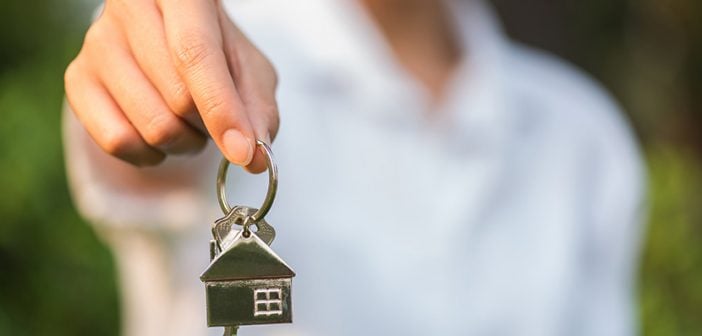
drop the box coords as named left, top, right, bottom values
left=64, top=59, right=81, bottom=89
left=83, top=22, right=105, bottom=47
left=63, top=59, right=90, bottom=111
left=100, top=127, right=137, bottom=157
left=261, top=56, right=278, bottom=87
left=270, top=66, right=279, bottom=89
left=270, top=112, right=280, bottom=135
left=261, top=103, right=280, bottom=130
left=143, top=114, right=179, bottom=148
left=172, top=34, right=213, bottom=72
left=82, top=21, right=116, bottom=57
left=167, top=81, right=196, bottom=117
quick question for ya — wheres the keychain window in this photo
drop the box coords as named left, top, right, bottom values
left=254, top=288, right=284, bottom=316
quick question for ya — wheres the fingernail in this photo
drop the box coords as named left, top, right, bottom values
left=223, top=129, right=253, bottom=165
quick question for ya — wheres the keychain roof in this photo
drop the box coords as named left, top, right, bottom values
left=201, top=230, right=295, bottom=281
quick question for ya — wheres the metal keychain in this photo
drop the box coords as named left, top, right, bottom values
left=201, top=140, right=295, bottom=336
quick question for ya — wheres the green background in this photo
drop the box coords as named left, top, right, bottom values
left=0, top=0, right=700, bottom=334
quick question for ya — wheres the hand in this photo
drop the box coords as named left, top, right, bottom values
left=64, top=0, right=279, bottom=173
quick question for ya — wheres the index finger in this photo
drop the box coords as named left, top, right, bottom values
left=158, top=0, right=254, bottom=165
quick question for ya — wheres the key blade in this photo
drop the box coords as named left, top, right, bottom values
left=223, top=326, right=238, bottom=336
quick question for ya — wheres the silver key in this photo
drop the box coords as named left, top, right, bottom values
left=223, top=326, right=238, bottom=336
left=213, top=205, right=276, bottom=247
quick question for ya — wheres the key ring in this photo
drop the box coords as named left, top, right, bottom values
left=216, top=140, right=278, bottom=223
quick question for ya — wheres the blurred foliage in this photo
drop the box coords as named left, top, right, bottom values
left=0, top=0, right=119, bottom=335
left=0, top=0, right=700, bottom=335
left=641, top=147, right=702, bottom=335
left=493, top=0, right=702, bottom=151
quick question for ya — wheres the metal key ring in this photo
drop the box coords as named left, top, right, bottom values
left=216, top=140, right=278, bottom=223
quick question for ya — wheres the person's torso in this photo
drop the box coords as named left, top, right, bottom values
left=217, top=1, right=644, bottom=335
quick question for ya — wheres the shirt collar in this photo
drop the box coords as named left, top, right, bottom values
left=292, top=0, right=515, bottom=152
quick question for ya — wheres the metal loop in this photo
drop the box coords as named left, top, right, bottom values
left=216, top=140, right=278, bottom=223
left=241, top=216, right=254, bottom=238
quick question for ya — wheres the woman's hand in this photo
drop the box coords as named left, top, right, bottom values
left=64, top=0, right=279, bottom=173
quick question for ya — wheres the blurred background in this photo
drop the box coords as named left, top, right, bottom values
left=0, top=0, right=700, bottom=335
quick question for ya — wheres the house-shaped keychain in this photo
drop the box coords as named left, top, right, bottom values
left=201, top=230, right=295, bottom=327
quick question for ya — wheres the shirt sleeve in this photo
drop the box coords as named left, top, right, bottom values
left=62, top=101, right=221, bottom=231
left=573, top=86, right=647, bottom=336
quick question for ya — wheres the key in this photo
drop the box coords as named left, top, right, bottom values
left=223, top=326, right=238, bottom=336
left=213, top=205, right=276, bottom=247
left=202, top=142, right=295, bottom=336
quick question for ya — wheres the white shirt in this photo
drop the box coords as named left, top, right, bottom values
left=63, top=1, right=646, bottom=335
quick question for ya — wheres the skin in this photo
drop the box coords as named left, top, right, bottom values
left=361, top=0, right=462, bottom=102
left=65, top=0, right=460, bottom=171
